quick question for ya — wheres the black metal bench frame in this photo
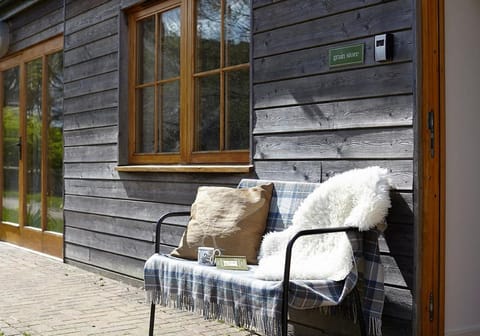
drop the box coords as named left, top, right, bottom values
left=148, top=212, right=367, bottom=336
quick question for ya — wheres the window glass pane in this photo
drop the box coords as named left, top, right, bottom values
left=159, top=80, right=180, bottom=153
left=225, top=69, right=249, bottom=150
left=46, top=52, right=64, bottom=233
left=225, top=0, right=250, bottom=66
left=26, top=58, right=43, bottom=228
left=159, top=7, right=181, bottom=79
left=137, top=16, right=155, bottom=84
left=195, top=0, right=221, bottom=72
left=136, top=86, right=155, bottom=153
left=195, top=75, right=220, bottom=151
left=2, top=67, right=20, bottom=224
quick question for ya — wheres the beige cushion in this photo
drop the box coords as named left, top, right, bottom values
left=171, top=183, right=273, bottom=264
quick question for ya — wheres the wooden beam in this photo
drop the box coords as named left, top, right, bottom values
left=419, top=0, right=444, bottom=334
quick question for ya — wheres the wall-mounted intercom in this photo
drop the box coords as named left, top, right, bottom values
left=374, top=33, right=393, bottom=62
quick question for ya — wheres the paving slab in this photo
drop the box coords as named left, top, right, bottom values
left=0, top=242, right=254, bottom=336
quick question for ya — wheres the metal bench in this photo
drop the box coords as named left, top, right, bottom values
left=144, top=179, right=385, bottom=336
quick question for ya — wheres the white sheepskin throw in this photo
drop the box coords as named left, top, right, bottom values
left=254, top=166, right=391, bottom=281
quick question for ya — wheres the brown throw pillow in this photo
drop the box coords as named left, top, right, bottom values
left=171, top=183, right=273, bottom=264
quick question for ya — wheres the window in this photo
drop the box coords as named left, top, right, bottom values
left=128, top=0, right=250, bottom=165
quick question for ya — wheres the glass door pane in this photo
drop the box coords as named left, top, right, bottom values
left=46, top=52, right=63, bottom=233
left=2, top=67, right=20, bottom=224
left=26, top=58, right=43, bottom=228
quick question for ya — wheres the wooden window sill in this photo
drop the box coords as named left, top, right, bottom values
left=115, top=164, right=253, bottom=173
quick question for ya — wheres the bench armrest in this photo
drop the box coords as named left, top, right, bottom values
left=281, top=227, right=358, bottom=335
left=155, top=211, right=191, bottom=253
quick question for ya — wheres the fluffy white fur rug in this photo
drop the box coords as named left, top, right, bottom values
left=254, top=166, right=391, bottom=281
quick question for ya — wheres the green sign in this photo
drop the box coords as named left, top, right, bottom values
left=329, top=44, right=364, bottom=68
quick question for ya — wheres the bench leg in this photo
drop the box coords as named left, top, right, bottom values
left=149, top=303, right=156, bottom=336
left=281, top=312, right=288, bottom=336
left=352, top=287, right=367, bottom=336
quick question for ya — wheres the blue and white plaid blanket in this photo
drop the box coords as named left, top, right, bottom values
left=144, top=179, right=385, bottom=336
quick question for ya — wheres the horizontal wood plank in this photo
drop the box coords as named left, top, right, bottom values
left=253, top=159, right=413, bottom=190
left=11, top=8, right=63, bottom=43
left=9, top=23, right=64, bottom=54
left=254, top=95, right=413, bottom=134
left=254, top=30, right=413, bottom=83
left=254, top=0, right=412, bottom=58
left=64, top=53, right=118, bottom=83
left=64, top=162, right=121, bottom=179
left=254, top=0, right=385, bottom=33
left=254, top=127, right=413, bottom=160
left=63, top=89, right=118, bottom=114
left=254, top=63, right=413, bottom=109
left=64, top=108, right=118, bottom=130
left=382, top=255, right=412, bottom=288
left=65, top=245, right=146, bottom=279
left=65, top=211, right=155, bottom=242
left=65, top=1, right=119, bottom=35
left=64, top=195, right=189, bottom=222
left=9, top=0, right=63, bottom=30
left=252, top=0, right=273, bottom=9
left=64, top=243, right=90, bottom=261
left=65, top=226, right=154, bottom=260
left=64, top=71, right=118, bottom=98
left=65, top=16, right=118, bottom=50
left=64, top=179, right=201, bottom=204
left=64, top=126, right=118, bottom=146
left=321, top=160, right=413, bottom=190
left=64, top=35, right=118, bottom=67
left=66, top=0, right=112, bottom=20
left=384, top=286, right=413, bottom=320
left=64, top=144, right=118, bottom=163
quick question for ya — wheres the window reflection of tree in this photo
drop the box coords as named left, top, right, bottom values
left=195, top=0, right=250, bottom=151
left=159, top=8, right=180, bottom=153
left=47, top=52, right=64, bottom=198
left=2, top=67, right=20, bottom=196
left=132, top=0, right=251, bottom=158
left=26, top=58, right=43, bottom=203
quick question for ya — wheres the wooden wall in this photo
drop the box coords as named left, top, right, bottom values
left=40, top=0, right=413, bottom=334
left=250, top=0, right=415, bottom=334
left=6, top=0, right=63, bottom=54
left=61, top=0, right=254, bottom=282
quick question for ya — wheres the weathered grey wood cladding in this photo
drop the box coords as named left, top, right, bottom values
left=254, top=128, right=414, bottom=160
left=53, top=0, right=416, bottom=333
left=64, top=108, right=119, bottom=131
left=253, top=0, right=391, bottom=33
left=253, top=0, right=412, bottom=58
left=254, top=159, right=413, bottom=190
left=254, top=30, right=414, bottom=83
left=254, top=62, right=413, bottom=109
left=63, top=53, right=118, bottom=82
left=254, top=96, right=413, bottom=134
left=5, top=0, right=63, bottom=54
left=251, top=0, right=415, bottom=331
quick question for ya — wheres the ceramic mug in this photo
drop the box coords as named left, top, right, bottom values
left=197, top=247, right=222, bottom=266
